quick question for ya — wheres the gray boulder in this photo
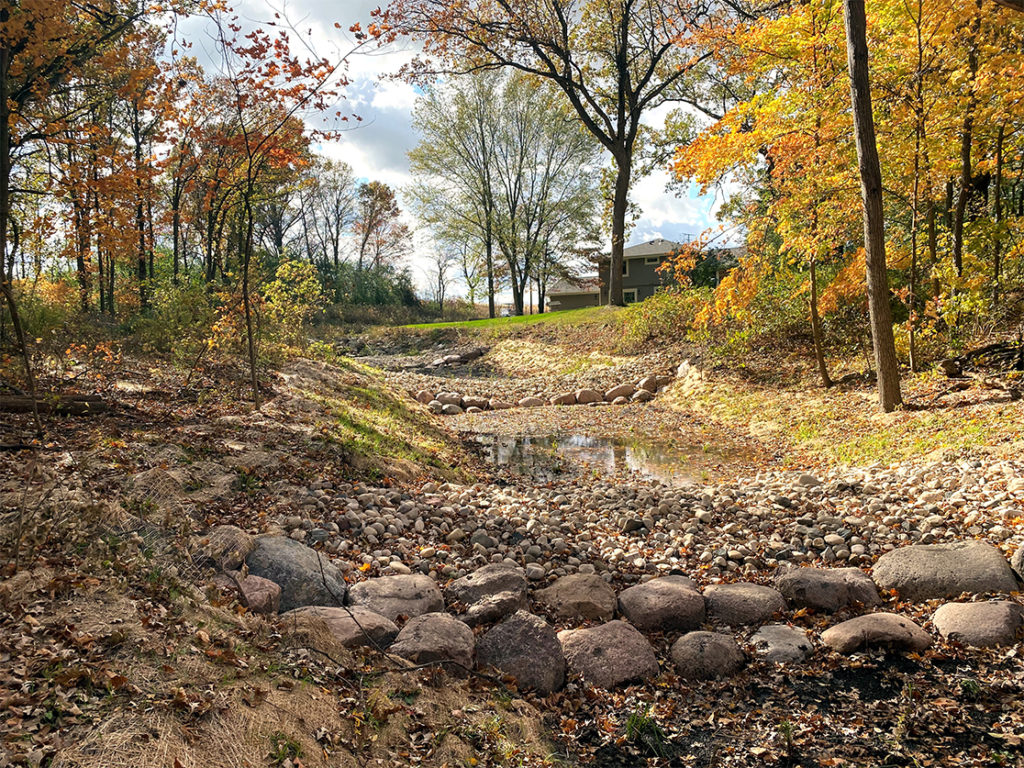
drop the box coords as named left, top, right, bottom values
left=282, top=606, right=399, bottom=649
left=559, top=621, right=659, bottom=688
left=441, top=403, right=464, bottom=415
left=462, top=590, right=529, bottom=627
left=821, top=613, right=932, bottom=654
left=872, top=542, right=1018, bottom=601
left=932, top=601, right=1024, bottom=647
left=347, top=574, right=444, bottom=621
left=575, top=388, right=603, bottom=405
left=213, top=571, right=280, bottom=615
left=670, top=631, right=745, bottom=679
left=245, top=536, right=347, bottom=612
left=462, top=395, right=490, bottom=410
left=704, top=583, right=786, bottom=626
left=518, top=397, right=546, bottom=408
left=390, top=613, right=475, bottom=674
left=776, top=567, right=881, bottom=612
left=751, top=624, right=813, bottom=664
left=1011, top=546, right=1024, bottom=582
left=617, top=576, right=704, bottom=632
left=446, top=563, right=527, bottom=606
left=435, top=392, right=463, bottom=406
left=637, top=375, right=658, bottom=392
left=550, top=392, right=577, bottom=406
left=536, top=573, right=617, bottom=621
left=477, top=611, right=565, bottom=694
left=414, top=390, right=434, bottom=404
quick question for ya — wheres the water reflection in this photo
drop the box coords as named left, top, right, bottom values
left=473, top=433, right=730, bottom=486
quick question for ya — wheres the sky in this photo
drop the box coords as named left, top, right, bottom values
left=188, top=0, right=726, bottom=295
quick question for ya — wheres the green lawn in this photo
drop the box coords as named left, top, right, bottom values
left=401, top=305, right=622, bottom=331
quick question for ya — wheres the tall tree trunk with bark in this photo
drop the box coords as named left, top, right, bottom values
left=608, top=151, right=630, bottom=307
left=843, top=0, right=902, bottom=412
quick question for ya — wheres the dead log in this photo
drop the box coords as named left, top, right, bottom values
left=0, top=394, right=108, bottom=415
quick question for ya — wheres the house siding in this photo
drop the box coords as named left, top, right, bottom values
left=547, top=292, right=601, bottom=311
left=623, top=257, right=671, bottom=301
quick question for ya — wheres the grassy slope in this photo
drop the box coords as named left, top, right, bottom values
left=400, top=305, right=622, bottom=332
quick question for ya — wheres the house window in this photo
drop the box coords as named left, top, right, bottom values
left=622, top=260, right=630, bottom=277
left=644, top=256, right=660, bottom=265
left=623, top=289, right=637, bottom=304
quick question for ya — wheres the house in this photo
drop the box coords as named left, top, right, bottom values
left=546, top=238, right=745, bottom=311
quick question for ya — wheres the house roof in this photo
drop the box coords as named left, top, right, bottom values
left=622, top=239, right=687, bottom=259
left=548, top=276, right=600, bottom=296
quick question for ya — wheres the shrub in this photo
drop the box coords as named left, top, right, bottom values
left=621, top=288, right=709, bottom=349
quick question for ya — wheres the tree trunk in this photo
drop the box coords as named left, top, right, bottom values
left=951, top=7, right=980, bottom=279
left=241, top=185, right=260, bottom=409
left=808, top=259, right=833, bottom=388
left=608, top=150, right=631, bottom=307
left=485, top=216, right=495, bottom=319
left=844, top=0, right=902, bottom=412
left=0, top=46, right=42, bottom=433
left=992, top=124, right=1004, bottom=305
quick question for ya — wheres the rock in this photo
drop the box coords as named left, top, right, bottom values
left=435, top=392, right=463, bottom=406
left=525, top=564, right=546, bottom=581
left=245, top=536, right=347, bottom=612
left=938, top=359, right=962, bottom=377
left=605, top=383, right=636, bottom=401
left=347, top=574, right=444, bottom=621
left=670, top=631, right=745, bottom=679
left=575, top=388, right=603, bottom=404
left=550, top=392, right=577, bottom=406
left=282, top=606, right=399, bottom=649
left=446, top=563, right=527, bottom=606
left=797, top=474, right=821, bottom=487
left=932, top=601, right=1024, bottom=647
left=704, top=583, right=786, bottom=626
left=872, top=542, right=1018, bottom=601
left=477, top=611, right=565, bottom=694
left=536, top=573, right=617, bottom=621
left=821, top=613, right=932, bottom=654
left=616, top=576, right=704, bottom=632
left=637, top=375, right=658, bottom=392
left=559, top=621, right=659, bottom=688
left=441, top=403, right=464, bottom=415
left=466, top=406, right=483, bottom=414
left=1011, top=546, right=1024, bottom=582
left=489, top=398, right=514, bottom=410
left=611, top=396, right=629, bottom=406
left=213, top=571, right=280, bottom=614
left=462, top=395, right=490, bottom=410
left=631, top=390, right=654, bottom=403
left=518, top=397, right=546, bottom=408
left=390, top=613, right=475, bottom=674
left=776, top=567, right=881, bottom=612
left=428, top=400, right=443, bottom=414
left=462, top=590, right=529, bottom=626
left=199, top=525, right=254, bottom=570
left=751, top=624, right=813, bottom=663
left=415, top=390, right=434, bottom=404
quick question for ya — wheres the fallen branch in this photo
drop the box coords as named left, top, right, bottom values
left=0, top=394, right=108, bottom=415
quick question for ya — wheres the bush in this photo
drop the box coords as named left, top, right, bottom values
left=621, top=288, right=709, bottom=349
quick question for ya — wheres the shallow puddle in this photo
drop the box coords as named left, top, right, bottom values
left=472, top=433, right=740, bottom=485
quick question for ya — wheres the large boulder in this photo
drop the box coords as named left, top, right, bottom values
left=245, top=536, right=347, bottom=612
left=462, top=591, right=529, bottom=627
left=616, top=576, right=705, bottom=632
left=415, top=390, right=434, bottom=404
left=477, top=611, right=565, bottom=694
left=441, top=403, right=464, bottom=416
left=347, top=574, right=444, bottom=622
left=932, top=601, right=1024, bottom=647
left=604, top=383, right=636, bottom=401
left=535, top=574, right=617, bottom=621
left=872, top=542, right=1018, bottom=601
left=462, top=395, right=490, bottom=410
left=282, top=606, right=399, bottom=649
left=435, top=392, right=463, bottom=406
left=447, top=563, right=527, bottom=606
left=550, top=392, right=577, bottom=406
left=670, top=631, right=745, bottom=679
left=704, top=583, right=786, bottom=626
left=821, top=613, right=932, bottom=654
left=489, top=398, right=514, bottom=411
left=575, top=388, right=603, bottom=405
left=390, top=613, right=475, bottom=674
left=559, top=621, right=659, bottom=688
left=751, top=624, right=813, bottom=664
left=637, top=375, right=659, bottom=393
left=775, top=567, right=881, bottom=612
left=198, top=525, right=254, bottom=571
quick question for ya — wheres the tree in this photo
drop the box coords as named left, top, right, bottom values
left=391, top=0, right=713, bottom=306
left=844, top=0, right=903, bottom=411
left=296, top=157, right=358, bottom=272
left=2, top=0, right=149, bottom=431
left=354, top=180, right=412, bottom=272
left=408, top=71, right=501, bottom=316
left=425, top=249, right=455, bottom=317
